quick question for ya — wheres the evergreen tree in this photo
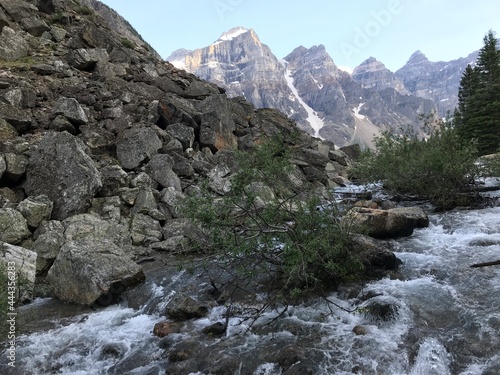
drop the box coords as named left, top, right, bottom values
left=456, top=64, right=480, bottom=140
left=456, top=30, right=500, bottom=155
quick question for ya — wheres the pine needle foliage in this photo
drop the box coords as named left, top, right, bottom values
left=351, top=118, right=479, bottom=208
left=182, top=135, right=363, bottom=303
left=455, top=30, right=500, bottom=155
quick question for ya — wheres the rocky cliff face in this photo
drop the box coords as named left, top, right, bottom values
left=394, top=50, right=478, bottom=117
left=352, top=57, right=408, bottom=95
left=283, top=45, right=435, bottom=145
left=169, top=27, right=310, bottom=133
left=0, top=0, right=359, bottom=305
left=170, top=29, right=436, bottom=147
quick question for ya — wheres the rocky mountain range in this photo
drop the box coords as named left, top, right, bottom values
left=169, top=27, right=479, bottom=146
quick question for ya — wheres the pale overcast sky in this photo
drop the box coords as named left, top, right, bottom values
left=99, top=0, right=500, bottom=72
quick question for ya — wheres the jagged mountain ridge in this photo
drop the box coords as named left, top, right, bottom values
left=352, top=57, right=409, bottom=95
left=170, top=27, right=310, bottom=134
left=394, top=50, right=479, bottom=116
left=169, top=27, right=436, bottom=147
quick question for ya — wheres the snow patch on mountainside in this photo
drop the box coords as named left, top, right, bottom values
left=353, top=103, right=366, bottom=120
left=213, top=27, right=249, bottom=45
left=282, top=64, right=325, bottom=138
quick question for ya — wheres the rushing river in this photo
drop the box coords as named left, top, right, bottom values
left=2, top=201, right=500, bottom=374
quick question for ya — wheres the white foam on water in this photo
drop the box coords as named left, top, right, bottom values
left=13, top=306, right=160, bottom=374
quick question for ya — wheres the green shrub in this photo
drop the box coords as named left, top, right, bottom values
left=182, top=135, right=363, bottom=307
left=77, top=6, right=93, bottom=15
left=121, top=38, right=135, bottom=49
left=351, top=118, right=479, bottom=208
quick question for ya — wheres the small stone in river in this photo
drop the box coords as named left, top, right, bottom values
left=201, top=322, right=225, bottom=336
left=153, top=321, right=180, bottom=338
left=353, top=325, right=368, bottom=335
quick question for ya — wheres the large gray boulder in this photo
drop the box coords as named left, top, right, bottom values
left=24, top=132, right=102, bottom=220
left=0, top=26, right=29, bottom=61
left=197, top=95, right=237, bottom=152
left=166, top=123, right=195, bottom=150
left=52, top=97, right=88, bottom=125
left=62, top=213, right=130, bottom=248
left=116, top=126, right=162, bottom=170
left=21, top=17, right=50, bottom=37
left=352, top=235, right=401, bottom=278
left=1, top=0, right=37, bottom=22
left=99, top=164, right=129, bottom=197
left=145, top=154, right=181, bottom=191
left=349, top=206, right=428, bottom=239
left=165, top=293, right=208, bottom=321
left=0, top=241, right=37, bottom=303
left=0, top=208, right=31, bottom=244
left=47, top=239, right=145, bottom=305
left=3, top=152, right=28, bottom=182
left=0, top=119, right=18, bottom=141
left=129, top=213, right=162, bottom=245
left=16, top=194, right=53, bottom=228
left=32, top=220, right=64, bottom=275
left=67, top=48, right=109, bottom=71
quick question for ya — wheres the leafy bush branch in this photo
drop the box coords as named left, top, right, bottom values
left=350, top=117, right=479, bottom=208
left=182, top=136, right=363, bottom=310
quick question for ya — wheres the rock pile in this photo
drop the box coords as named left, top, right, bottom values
left=0, top=0, right=359, bottom=305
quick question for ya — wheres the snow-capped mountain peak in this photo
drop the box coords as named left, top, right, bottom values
left=212, top=26, right=250, bottom=45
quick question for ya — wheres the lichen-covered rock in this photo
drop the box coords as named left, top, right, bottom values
left=197, top=95, right=237, bottom=152
left=62, top=213, right=130, bottom=247
left=0, top=118, right=19, bottom=141
left=165, top=293, right=208, bottom=320
left=1, top=0, right=37, bottom=22
left=116, top=126, right=162, bottom=170
left=166, top=123, right=195, bottom=150
left=52, top=97, right=88, bottom=125
left=0, top=26, right=29, bottom=61
left=352, top=235, right=401, bottom=278
left=159, top=187, right=184, bottom=218
left=145, top=154, right=181, bottom=191
left=207, top=164, right=231, bottom=195
left=89, top=196, right=121, bottom=222
left=349, top=206, right=428, bottom=239
left=16, top=194, right=53, bottom=228
left=0, top=102, right=32, bottom=134
left=99, top=164, right=129, bottom=197
left=0, top=208, right=31, bottom=244
left=2, top=152, right=28, bottom=181
left=21, top=17, right=50, bottom=37
left=24, top=132, right=102, bottom=220
left=67, top=48, right=109, bottom=71
left=47, top=239, right=145, bottom=305
left=130, top=187, right=157, bottom=215
left=0, top=241, right=37, bottom=303
left=32, top=220, right=64, bottom=275
left=129, top=213, right=162, bottom=245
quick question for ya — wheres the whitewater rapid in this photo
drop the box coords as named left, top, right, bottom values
left=2, top=206, right=500, bottom=374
